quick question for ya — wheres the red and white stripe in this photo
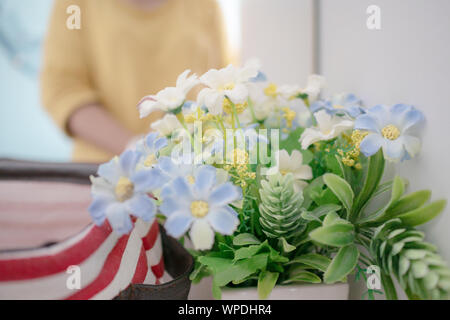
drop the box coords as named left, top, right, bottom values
left=0, top=218, right=164, bottom=300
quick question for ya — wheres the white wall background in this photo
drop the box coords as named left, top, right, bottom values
left=240, top=0, right=315, bottom=84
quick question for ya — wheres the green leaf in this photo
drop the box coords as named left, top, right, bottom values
left=323, top=211, right=345, bottom=226
left=233, top=233, right=261, bottom=246
left=323, top=173, right=354, bottom=213
left=279, top=237, right=296, bottom=253
left=202, top=254, right=269, bottom=287
left=286, top=253, right=331, bottom=272
left=279, top=127, right=304, bottom=153
left=282, top=270, right=322, bottom=284
left=350, top=149, right=385, bottom=221
left=309, top=223, right=354, bottom=247
left=362, top=175, right=406, bottom=224
left=385, top=190, right=432, bottom=218
left=324, top=244, right=359, bottom=284
left=312, top=204, right=342, bottom=217
left=212, top=280, right=222, bottom=300
left=257, top=271, right=279, bottom=299
left=234, top=245, right=261, bottom=261
left=398, top=200, right=447, bottom=227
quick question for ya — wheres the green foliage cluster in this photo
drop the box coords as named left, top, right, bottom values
left=189, top=128, right=449, bottom=300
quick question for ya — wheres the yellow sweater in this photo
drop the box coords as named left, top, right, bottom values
left=41, top=0, right=228, bottom=163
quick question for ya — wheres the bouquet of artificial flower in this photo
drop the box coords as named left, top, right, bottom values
left=88, top=61, right=449, bottom=300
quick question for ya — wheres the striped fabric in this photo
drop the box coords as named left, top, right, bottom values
left=0, top=218, right=164, bottom=300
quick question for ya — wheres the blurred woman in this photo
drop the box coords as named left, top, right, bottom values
left=41, top=0, right=229, bottom=162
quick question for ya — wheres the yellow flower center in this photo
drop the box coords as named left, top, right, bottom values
left=280, top=169, right=290, bottom=176
left=187, top=175, right=195, bottom=184
left=282, top=107, right=296, bottom=128
left=264, top=83, right=278, bottom=98
left=219, top=83, right=235, bottom=91
left=190, top=200, right=209, bottom=218
left=334, top=104, right=345, bottom=109
left=115, top=177, right=134, bottom=202
left=381, top=124, right=401, bottom=140
left=223, top=98, right=248, bottom=114
left=143, top=154, right=157, bottom=167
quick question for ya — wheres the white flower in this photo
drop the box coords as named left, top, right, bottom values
left=268, top=149, right=313, bottom=191
left=198, top=61, right=259, bottom=115
left=302, top=74, right=326, bottom=103
left=299, top=110, right=354, bottom=149
left=151, top=114, right=183, bottom=137
left=138, top=70, right=199, bottom=118
left=278, top=84, right=303, bottom=100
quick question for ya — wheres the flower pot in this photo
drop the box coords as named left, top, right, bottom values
left=221, top=283, right=349, bottom=300
left=0, top=159, right=194, bottom=300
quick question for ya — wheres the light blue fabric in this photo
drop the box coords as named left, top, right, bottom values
left=0, top=0, right=72, bottom=162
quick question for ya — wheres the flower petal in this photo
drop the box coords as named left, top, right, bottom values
left=294, top=165, right=313, bottom=180
left=227, top=84, right=248, bottom=104
left=106, top=203, right=133, bottom=235
left=120, top=150, right=141, bottom=177
left=402, top=108, right=425, bottom=133
left=154, top=137, right=168, bottom=151
left=126, top=194, right=156, bottom=222
left=360, top=133, right=384, bottom=157
left=403, top=135, right=421, bottom=159
left=98, top=158, right=121, bottom=184
left=354, top=114, right=380, bottom=133
left=160, top=196, right=184, bottom=217
left=132, top=168, right=166, bottom=192
left=88, top=196, right=110, bottom=225
left=207, top=207, right=239, bottom=235
left=299, top=128, right=323, bottom=149
left=164, top=213, right=193, bottom=238
left=208, top=182, right=242, bottom=207
left=383, top=138, right=405, bottom=162
left=171, top=177, right=193, bottom=201
left=145, top=132, right=158, bottom=149
left=194, top=165, right=217, bottom=197
left=189, top=219, right=215, bottom=250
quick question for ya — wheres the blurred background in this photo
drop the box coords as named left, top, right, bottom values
left=0, top=0, right=449, bottom=298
